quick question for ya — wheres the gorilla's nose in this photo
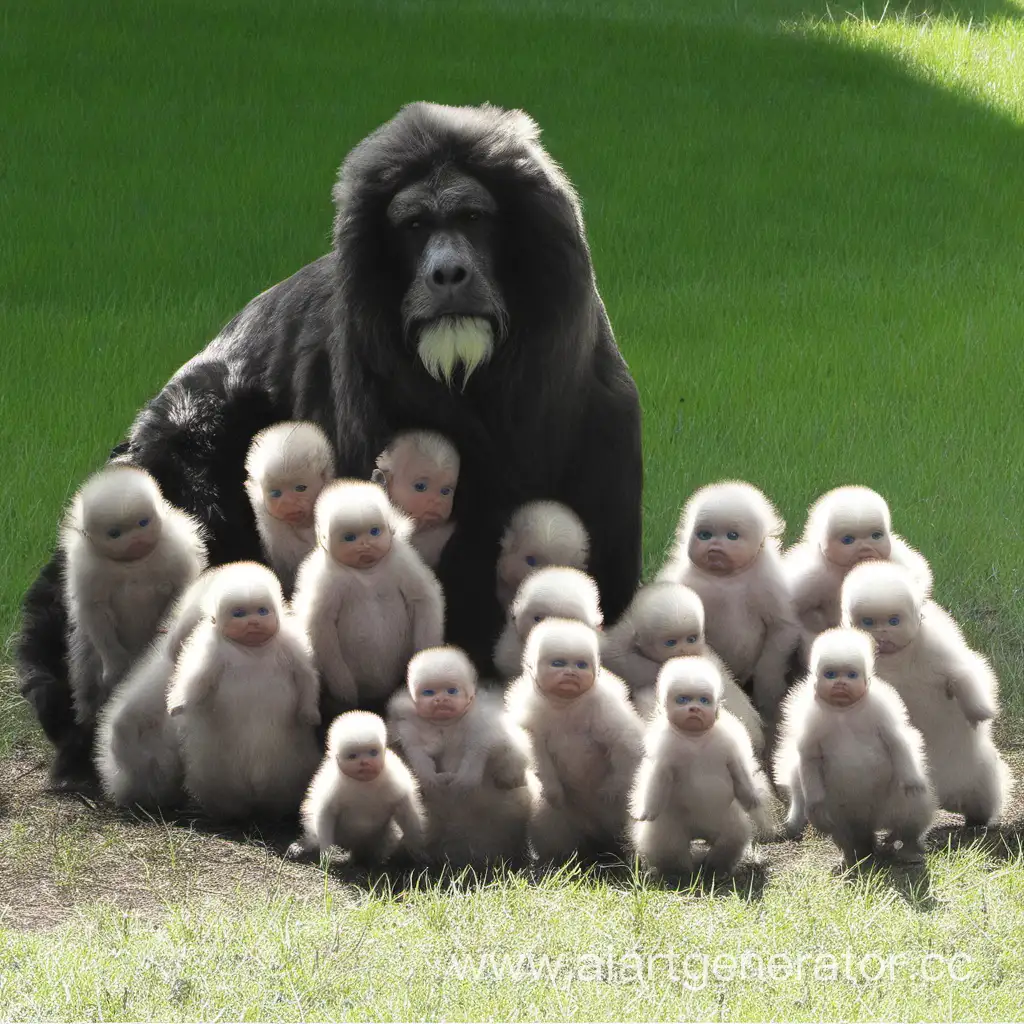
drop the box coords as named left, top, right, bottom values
left=428, top=256, right=473, bottom=299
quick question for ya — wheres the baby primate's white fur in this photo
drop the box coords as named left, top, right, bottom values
left=773, top=628, right=937, bottom=867
left=244, top=421, right=335, bottom=593
left=506, top=618, right=644, bottom=861
left=291, top=480, right=445, bottom=709
left=630, top=657, right=771, bottom=876
left=657, top=480, right=800, bottom=720
left=372, top=430, right=460, bottom=569
left=61, top=465, right=208, bottom=726
left=784, top=486, right=932, bottom=651
left=493, top=566, right=603, bottom=679
left=601, top=581, right=764, bottom=753
left=166, top=563, right=322, bottom=820
left=387, top=646, right=536, bottom=866
left=291, top=711, right=426, bottom=864
left=94, top=567, right=222, bottom=809
left=841, top=561, right=1012, bottom=825
left=496, top=500, right=590, bottom=609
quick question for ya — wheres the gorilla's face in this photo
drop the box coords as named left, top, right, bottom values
left=386, top=167, right=508, bottom=386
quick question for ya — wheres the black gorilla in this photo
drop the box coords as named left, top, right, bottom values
left=16, top=102, right=643, bottom=781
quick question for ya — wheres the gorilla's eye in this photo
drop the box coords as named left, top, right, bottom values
left=107, top=527, right=122, bottom=539
left=467, top=211, right=481, bottom=222
left=295, top=484, right=307, bottom=492
left=696, top=529, right=712, bottom=541
left=370, top=526, right=382, bottom=537
left=406, top=218, right=423, bottom=231
left=888, top=615, right=901, bottom=626
left=525, top=555, right=537, bottom=566
left=841, top=535, right=855, bottom=545
left=871, top=531, right=883, bottom=540
left=413, top=481, right=428, bottom=492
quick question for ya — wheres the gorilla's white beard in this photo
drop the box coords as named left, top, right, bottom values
left=417, top=316, right=493, bottom=389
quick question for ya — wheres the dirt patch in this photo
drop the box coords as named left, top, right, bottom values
left=1, top=744, right=1022, bottom=931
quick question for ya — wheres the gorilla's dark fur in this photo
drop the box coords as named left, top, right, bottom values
left=16, top=102, right=644, bottom=781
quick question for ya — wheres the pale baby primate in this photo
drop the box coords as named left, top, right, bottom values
left=784, top=486, right=932, bottom=649
left=61, top=464, right=208, bottom=726
left=95, top=567, right=221, bottom=809
left=289, top=711, right=427, bottom=864
left=774, top=628, right=937, bottom=867
left=372, top=430, right=459, bottom=569
left=841, top=561, right=1011, bottom=825
left=506, top=618, right=644, bottom=862
left=657, top=480, right=801, bottom=720
left=387, top=646, right=536, bottom=867
left=493, top=566, right=603, bottom=679
left=630, top=657, right=770, bottom=876
left=495, top=500, right=590, bottom=609
left=244, top=420, right=335, bottom=593
left=601, top=581, right=764, bottom=753
left=166, top=563, right=322, bottom=820
left=292, top=479, right=445, bottom=711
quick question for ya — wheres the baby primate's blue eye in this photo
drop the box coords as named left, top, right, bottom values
left=696, top=530, right=712, bottom=541
left=270, top=489, right=282, bottom=499
left=888, top=616, right=900, bottom=626
left=295, top=484, right=307, bottom=492
left=368, top=749, right=379, bottom=757
left=422, top=689, right=436, bottom=697
left=664, top=639, right=677, bottom=647
left=257, top=607, right=269, bottom=616
left=108, top=527, right=122, bottom=539
left=699, top=696, right=710, bottom=704
left=676, top=695, right=691, bottom=704
left=847, top=671, right=859, bottom=679
left=862, top=617, right=875, bottom=628
left=726, top=530, right=739, bottom=541
left=533, top=614, right=543, bottom=623
left=841, top=535, right=855, bottom=545
left=686, top=635, right=698, bottom=644
left=871, top=531, right=883, bottom=540
left=824, top=670, right=837, bottom=679
left=575, top=660, right=588, bottom=670
left=343, top=533, right=357, bottom=542
left=414, top=482, right=427, bottom=492
left=346, top=752, right=358, bottom=759
left=446, top=687, right=459, bottom=695
left=552, top=659, right=566, bottom=668
left=440, top=487, right=452, bottom=496
left=369, top=526, right=382, bottom=537
left=231, top=608, right=247, bottom=618
left=138, top=518, right=150, bottom=528
left=525, top=555, right=537, bottom=566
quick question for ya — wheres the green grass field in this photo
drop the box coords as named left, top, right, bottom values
left=2, top=0, right=1024, bottom=1019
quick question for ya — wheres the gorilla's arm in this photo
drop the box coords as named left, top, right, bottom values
left=558, top=339, right=644, bottom=627
left=15, top=259, right=336, bottom=779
